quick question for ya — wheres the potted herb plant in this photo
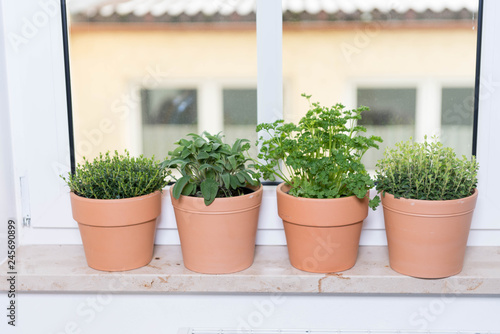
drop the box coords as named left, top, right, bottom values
left=162, top=132, right=262, bottom=274
left=256, top=94, right=382, bottom=273
left=62, top=151, right=169, bottom=272
left=375, top=137, right=479, bottom=278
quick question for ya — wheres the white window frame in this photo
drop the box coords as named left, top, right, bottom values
left=1, top=0, right=499, bottom=247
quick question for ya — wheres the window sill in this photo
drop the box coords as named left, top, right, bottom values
left=1, top=245, right=499, bottom=294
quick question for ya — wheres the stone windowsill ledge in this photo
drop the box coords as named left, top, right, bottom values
left=0, top=245, right=499, bottom=294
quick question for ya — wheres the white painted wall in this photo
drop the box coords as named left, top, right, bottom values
left=0, top=293, right=499, bottom=333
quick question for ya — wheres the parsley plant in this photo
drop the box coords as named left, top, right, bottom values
left=255, top=94, right=382, bottom=209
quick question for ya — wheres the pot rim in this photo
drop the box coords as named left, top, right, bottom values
left=70, top=190, right=162, bottom=228
left=380, top=188, right=478, bottom=203
left=276, top=182, right=369, bottom=227
left=70, top=190, right=162, bottom=203
left=277, top=182, right=368, bottom=202
left=380, top=189, right=478, bottom=217
left=171, top=183, right=263, bottom=202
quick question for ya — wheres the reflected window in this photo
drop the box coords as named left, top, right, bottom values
left=223, top=88, right=258, bottom=158
left=358, top=88, right=416, bottom=126
left=141, top=89, right=197, bottom=125
left=357, top=88, right=417, bottom=170
left=141, top=89, right=198, bottom=159
left=441, top=87, right=474, bottom=157
left=223, top=89, right=257, bottom=125
left=68, top=0, right=257, bottom=162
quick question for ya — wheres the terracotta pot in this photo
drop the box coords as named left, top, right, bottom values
left=277, top=183, right=368, bottom=273
left=70, top=191, right=161, bottom=272
left=171, top=185, right=263, bottom=274
left=381, top=190, right=478, bottom=278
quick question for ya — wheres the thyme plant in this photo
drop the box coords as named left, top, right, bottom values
left=375, top=137, right=478, bottom=201
left=162, top=132, right=260, bottom=206
left=61, top=150, right=169, bottom=199
left=255, top=94, right=382, bottom=209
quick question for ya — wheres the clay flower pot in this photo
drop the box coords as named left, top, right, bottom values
left=171, top=185, right=263, bottom=274
left=70, top=191, right=161, bottom=272
left=381, top=189, right=478, bottom=278
left=277, top=183, right=368, bottom=273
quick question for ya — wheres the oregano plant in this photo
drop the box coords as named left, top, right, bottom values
left=61, top=150, right=170, bottom=199
left=375, top=137, right=478, bottom=201
left=255, top=94, right=382, bottom=209
left=162, top=132, right=260, bottom=206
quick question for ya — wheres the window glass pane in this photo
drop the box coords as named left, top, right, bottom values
left=223, top=88, right=258, bottom=157
left=282, top=1, right=478, bottom=170
left=441, top=87, right=474, bottom=157
left=141, top=88, right=198, bottom=159
left=68, top=0, right=257, bottom=162
left=358, top=88, right=417, bottom=170
left=223, top=89, right=257, bottom=125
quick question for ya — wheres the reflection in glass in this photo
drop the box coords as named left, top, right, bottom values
left=281, top=0, right=477, bottom=171
left=358, top=88, right=417, bottom=170
left=223, top=89, right=257, bottom=125
left=223, top=88, right=258, bottom=158
left=441, top=87, right=474, bottom=158
left=141, top=89, right=198, bottom=159
left=141, top=89, right=197, bottom=125
left=68, top=0, right=257, bottom=162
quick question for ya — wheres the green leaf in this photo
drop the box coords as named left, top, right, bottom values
left=169, top=146, right=184, bottom=157
left=181, top=148, right=192, bottom=159
left=232, top=138, right=249, bottom=154
left=228, top=156, right=237, bottom=169
left=204, top=132, right=222, bottom=142
left=236, top=172, right=245, bottom=183
left=230, top=175, right=243, bottom=189
left=221, top=173, right=231, bottom=189
left=240, top=171, right=258, bottom=186
left=162, top=159, right=186, bottom=168
left=197, top=151, right=210, bottom=160
left=194, top=138, right=206, bottom=148
left=200, top=178, right=218, bottom=205
left=199, top=163, right=223, bottom=173
left=172, top=175, right=190, bottom=199
left=208, top=152, right=221, bottom=160
left=181, top=182, right=195, bottom=196
left=218, top=147, right=232, bottom=155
